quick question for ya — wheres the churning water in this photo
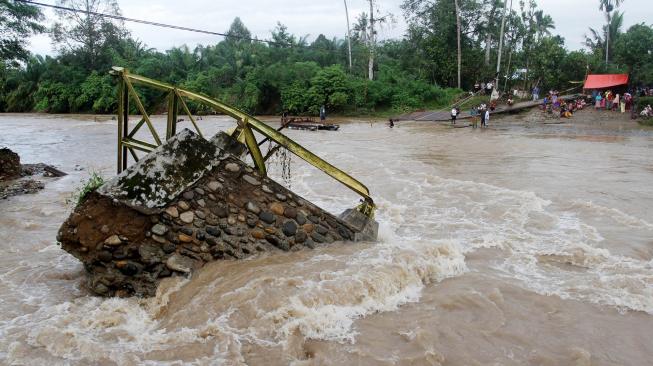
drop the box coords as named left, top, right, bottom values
left=0, top=111, right=652, bottom=365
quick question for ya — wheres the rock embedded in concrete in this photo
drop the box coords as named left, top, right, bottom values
left=225, top=163, right=240, bottom=172
left=179, top=211, right=194, bottom=224
left=282, top=221, right=297, bottom=237
left=258, top=211, right=274, bottom=224
left=246, top=201, right=260, bottom=214
left=207, top=181, right=222, bottom=191
left=57, top=130, right=375, bottom=297
left=242, top=175, right=260, bottom=186
left=151, top=224, right=167, bottom=236
left=283, top=207, right=297, bottom=219
left=104, top=235, right=122, bottom=246
left=165, top=206, right=179, bottom=218
left=270, top=202, right=284, bottom=216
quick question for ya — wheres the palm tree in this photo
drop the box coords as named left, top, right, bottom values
left=599, top=0, right=624, bottom=64
left=584, top=11, right=624, bottom=61
left=533, top=10, right=555, bottom=41
left=454, top=0, right=461, bottom=89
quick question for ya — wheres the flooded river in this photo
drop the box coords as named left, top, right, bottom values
left=1, top=111, right=652, bottom=365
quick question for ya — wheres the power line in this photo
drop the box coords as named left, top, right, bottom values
left=15, top=0, right=288, bottom=46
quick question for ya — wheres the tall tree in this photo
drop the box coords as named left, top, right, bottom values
left=454, top=0, right=461, bottom=88
left=344, top=0, right=353, bottom=71
left=481, top=0, right=502, bottom=67
left=368, top=0, right=375, bottom=80
left=361, top=0, right=393, bottom=80
left=494, top=0, right=510, bottom=93
left=0, top=0, right=44, bottom=66
left=51, top=0, right=127, bottom=70
left=519, top=0, right=537, bottom=90
left=599, top=0, right=624, bottom=65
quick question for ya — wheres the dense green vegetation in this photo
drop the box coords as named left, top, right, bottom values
left=0, top=0, right=652, bottom=116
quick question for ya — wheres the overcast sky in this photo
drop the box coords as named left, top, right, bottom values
left=27, top=0, right=653, bottom=56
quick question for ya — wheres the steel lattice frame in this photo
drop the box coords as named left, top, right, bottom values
left=111, top=66, right=375, bottom=217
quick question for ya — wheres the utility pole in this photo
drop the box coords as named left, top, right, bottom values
left=368, top=0, right=375, bottom=80
left=344, top=0, right=353, bottom=71
left=494, top=0, right=510, bottom=97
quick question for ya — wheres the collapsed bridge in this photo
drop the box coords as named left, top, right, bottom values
left=57, top=67, right=378, bottom=297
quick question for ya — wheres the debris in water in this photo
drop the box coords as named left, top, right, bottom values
left=0, top=147, right=67, bottom=199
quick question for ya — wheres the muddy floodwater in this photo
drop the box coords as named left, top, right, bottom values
left=1, top=110, right=652, bottom=365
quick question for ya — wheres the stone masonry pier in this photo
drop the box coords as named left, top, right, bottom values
left=57, top=129, right=377, bottom=297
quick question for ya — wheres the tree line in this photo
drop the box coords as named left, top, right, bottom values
left=0, top=0, right=652, bottom=116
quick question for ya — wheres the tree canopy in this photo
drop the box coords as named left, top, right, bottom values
left=1, top=0, right=652, bottom=115
left=0, top=0, right=44, bottom=66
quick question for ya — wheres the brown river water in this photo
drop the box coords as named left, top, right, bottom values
left=0, top=110, right=652, bottom=365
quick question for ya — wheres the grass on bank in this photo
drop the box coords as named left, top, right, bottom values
left=67, top=171, right=105, bottom=207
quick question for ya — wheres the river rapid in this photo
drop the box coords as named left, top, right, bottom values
left=1, top=111, right=652, bottom=365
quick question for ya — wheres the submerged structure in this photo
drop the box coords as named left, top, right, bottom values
left=57, top=68, right=377, bottom=297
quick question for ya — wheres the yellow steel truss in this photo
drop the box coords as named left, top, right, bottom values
left=110, top=66, right=375, bottom=217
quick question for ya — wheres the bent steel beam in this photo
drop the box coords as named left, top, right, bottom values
left=110, top=66, right=375, bottom=217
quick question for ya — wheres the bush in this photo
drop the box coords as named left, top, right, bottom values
left=68, top=171, right=105, bottom=207
left=636, top=96, right=653, bottom=108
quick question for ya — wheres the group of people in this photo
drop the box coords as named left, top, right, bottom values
left=469, top=104, right=490, bottom=128
left=450, top=104, right=491, bottom=128
left=559, top=99, right=587, bottom=118
left=474, top=81, right=495, bottom=95
left=539, top=90, right=588, bottom=119
left=636, top=87, right=653, bottom=97
left=592, top=90, right=633, bottom=113
left=540, top=91, right=562, bottom=112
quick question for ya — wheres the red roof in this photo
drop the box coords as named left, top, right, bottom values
left=583, top=74, right=629, bottom=89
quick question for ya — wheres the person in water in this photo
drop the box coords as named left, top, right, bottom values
left=470, top=107, right=479, bottom=129
left=483, top=109, right=490, bottom=127
left=388, top=119, right=395, bottom=128
left=480, top=107, right=486, bottom=127
left=450, top=107, right=458, bottom=124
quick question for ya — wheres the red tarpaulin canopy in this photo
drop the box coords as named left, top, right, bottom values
left=583, top=74, right=629, bottom=89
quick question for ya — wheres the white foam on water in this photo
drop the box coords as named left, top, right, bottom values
left=264, top=240, right=467, bottom=344
left=569, top=200, right=653, bottom=230
left=274, top=155, right=653, bottom=317
left=393, top=170, right=653, bottom=314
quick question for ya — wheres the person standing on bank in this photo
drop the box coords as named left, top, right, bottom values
left=451, top=107, right=458, bottom=124
left=320, top=105, right=326, bottom=122
left=532, top=86, right=540, bottom=101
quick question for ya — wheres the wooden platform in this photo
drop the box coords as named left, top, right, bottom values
left=281, top=116, right=340, bottom=131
